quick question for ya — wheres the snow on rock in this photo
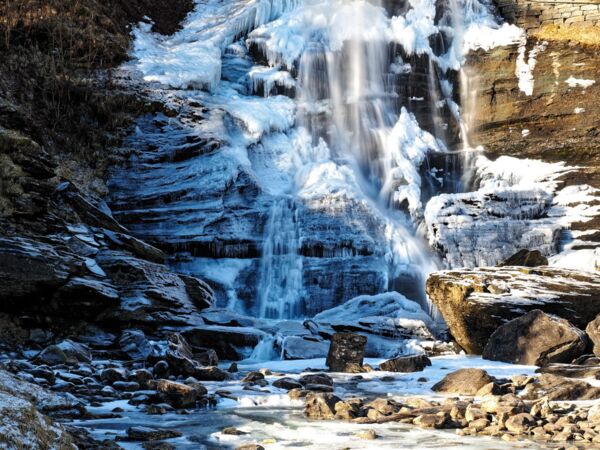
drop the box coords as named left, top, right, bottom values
left=426, top=266, right=600, bottom=354
left=516, top=40, right=547, bottom=96
left=312, top=292, right=442, bottom=357
left=0, top=391, right=73, bottom=449
left=565, top=76, right=596, bottom=89
left=424, top=155, right=600, bottom=269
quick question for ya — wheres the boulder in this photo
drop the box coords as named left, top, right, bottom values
left=179, top=275, right=213, bottom=310
left=154, top=379, right=201, bottom=409
left=299, top=373, right=333, bottom=387
left=282, top=336, right=329, bottom=360
left=120, top=330, right=153, bottom=361
left=183, top=325, right=265, bottom=360
left=313, top=292, right=435, bottom=352
left=585, top=314, right=600, bottom=357
left=51, top=277, right=119, bottom=318
left=431, top=369, right=494, bottom=395
left=482, top=310, right=587, bottom=365
left=426, top=267, right=600, bottom=354
left=273, top=377, right=303, bottom=390
left=326, top=333, right=367, bottom=372
left=504, top=413, right=536, bottom=434
left=36, top=340, right=91, bottom=366
left=522, top=373, right=600, bottom=401
left=304, top=392, right=342, bottom=420
left=499, top=249, right=548, bottom=267
left=379, top=354, right=431, bottom=372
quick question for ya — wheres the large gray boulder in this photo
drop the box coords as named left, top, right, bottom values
left=427, top=266, right=600, bottom=354
left=482, top=310, right=587, bottom=365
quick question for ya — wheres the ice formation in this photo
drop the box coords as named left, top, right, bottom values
left=112, top=0, right=597, bottom=335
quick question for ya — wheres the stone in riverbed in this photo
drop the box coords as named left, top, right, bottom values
left=379, top=354, right=431, bottom=372
left=304, top=392, right=342, bottom=420
left=272, top=377, right=303, bottom=390
left=299, top=373, right=333, bottom=387
left=431, top=369, right=494, bottom=395
left=125, top=426, right=182, bottom=441
left=504, top=413, right=536, bottom=434
left=35, top=340, right=91, bottom=366
left=282, top=336, right=329, bottom=360
left=326, top=333, right=367, bottom=372
left=482, top=310, right=587, bottom=365
left=154, top=379, right=202, bottom=408
left=522, top=373, right=600, bottom=401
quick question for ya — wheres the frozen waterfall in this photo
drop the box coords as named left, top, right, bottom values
left=111, top=0, right=525, bottom=321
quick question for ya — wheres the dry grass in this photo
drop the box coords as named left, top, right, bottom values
left=530, top=24, right=600, bottom=47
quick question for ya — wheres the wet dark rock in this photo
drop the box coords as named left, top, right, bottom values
left=299, top=373, right=333, bottom=387
left=183, top=326, right=265, bottom=360
left=273, top=377, right=303, bottom=390
left=112, top=381, right=140, bottom=392
left=235, top=445, right=265, bottom=450
left=143, top=442, right=176, bottom=450
left=0, top=237, right=72, bottom=307
left=134, top=369, right=154, bottom=388
left=326, top=333, right=367, bottom=372
left=125, top=426, right=182, bottom=441
left=120, top=330, right=153, bottom=361
left=379, top=354, right=432, bottom=373
left=179, top=274, right=213, bottom=310
left=36, top=340, right=92, bottom=366
left=101, top=368, right=129, bottom=384
left=193, top=348, right=219, bottom=367
left=193, top=366, right=228, bottom=382
left=304, top=384, right=334, bottom=393
left=483, top=310, right=587, bottom=365
left=304, top=392, right=342, bottom=420
left=51, top=277, right=119, bottom=318
left=499, top=249, right=548, bottom=267
left=103, top=230, right=166, bottom=264
left=241, top=371, right=265, bottom=383
left=153, top=361, right=170, bottom=378
left=432, top=369, right=494, bottom=395
left=228, top=362, right=238, bottom=373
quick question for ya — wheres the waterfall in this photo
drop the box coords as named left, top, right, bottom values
left=124, top=0, right=521, bottom=321
left=257, top=198, right=304, bottom=319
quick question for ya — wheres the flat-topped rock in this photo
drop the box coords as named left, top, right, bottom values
left=426, top=266, right=600, bottom=354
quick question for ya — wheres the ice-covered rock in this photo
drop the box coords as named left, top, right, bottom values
left=313, top=292, right=435, bottom=341
left=427, top=266, right=600, bottom=354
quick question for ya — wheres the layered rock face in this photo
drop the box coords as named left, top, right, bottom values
left=425, top=38, right=600, bottom=271
left=426, top=266, right=600, bottom=353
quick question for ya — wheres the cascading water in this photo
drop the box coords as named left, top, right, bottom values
left=115, top=0, right=525, bottom=326
left=256, top=198, right=304, bottom=319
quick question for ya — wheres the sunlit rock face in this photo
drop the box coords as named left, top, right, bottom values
left=112, top=0, right=524, bottom=319
left=423, top=39, right=600, bottom=271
